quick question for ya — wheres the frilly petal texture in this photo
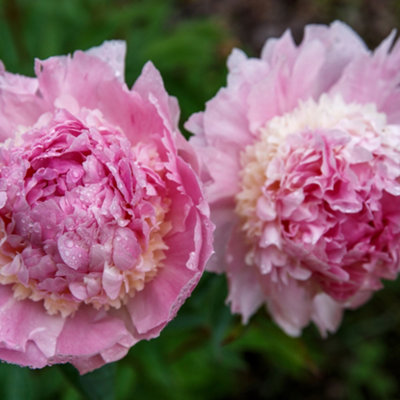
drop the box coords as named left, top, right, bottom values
left=0, top=41, right=213, bottom=373
left=186, top=21, right=400, bottom=336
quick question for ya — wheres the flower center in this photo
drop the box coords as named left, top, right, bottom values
left=0, top=112, right=172, bottom=316
left=235, top=95, right=400, bottom=298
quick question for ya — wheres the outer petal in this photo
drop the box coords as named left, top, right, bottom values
left=261, top=29, right=298, bottom=65
left=121, top=65, right=213, bottom=336
left=206, top=199, right=237, bottom=273
left=302, top=21, right=368, bottom=54
left=249, top=22, right=370, bottom=132
left=262, top=277, right=314, bottom=337
left=35, top=49, right=126, bottom=109
left=54, top=307, right=135, bottom=374
left=226, top=228, right=264, bottom=323
left=86, top=40, right=127, bottom=82
left=186, top=80, right=254, bottom=150
left=311, top=293, right=343, bottom=337
left=0, top=68, right=46, bottom=140
left=330, top=29, right=400, bottom=122
left=35, top=51, right=174, bottom=151
left=132, top=61, right=179, bottom=128
left=129, top=188, right=213, bottom=334
left=0, top=286, right=64, bottom=368
left=185, top=75, right=253, bottom=208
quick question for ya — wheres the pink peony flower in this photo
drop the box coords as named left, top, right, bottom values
left=186, top=21, right=400, bottom=336
left=0, top=41, right=213, bottom=373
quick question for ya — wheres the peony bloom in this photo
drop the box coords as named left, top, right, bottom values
left=0, top=41, right=213, bottom=373
left=186, top=21, right=400, bottom=336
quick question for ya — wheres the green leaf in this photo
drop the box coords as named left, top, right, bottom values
left=0, top=364, right=33, bottom=400
left=59, top=363, right=116, bottom=400
left=226, top=317, right=315, bottom=377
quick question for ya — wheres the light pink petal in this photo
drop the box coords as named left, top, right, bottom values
left=55, top=307, right=134, bottom=359
left=263, top=277, right=314, bottom=337
left=0, top=191, right=7, bottom=208
left=227, top=48, right=270, bottom=89
left=330, top=29, right=400, bottom=121
left=289, top=39, right=327, bottom=103
left=0, top=69, right=46, bottom=140
left=86, top=41, right=126, bottom=82
left=194, top=143, right=241, bottom=204
left=226, top=228, right=264, bottom=323
left=69, top=282, right=88, bottom=301
left=35, top=49, right=140, bottom=138
left=102, top=263, right=123, bottom=300
left=0, top=286, right=64, bottom=365
left=112, top=228, right=140, bottom=271
left=57, top=234, right=89, bottom=271
left=303, top=21, right=368, bottom=54
left=199, top=86, right=254, bottom=147
left=246, top=67, right=288, bottom=132
left=129, top=264, right=202, bottom=335
left=0, top=342, right=48, bottom=369
left=261, top=29, right=298, bottom=67
left=206, top=199, right=237, bottom=273
left=72, top=342, right=131, bottom=374
left=128, top=206, right=210, bottom=334
left=71, top=354, right=107, bottom=375
left=132, top=61, right=179, bottom=131
left=311, top=293, right=343, bottom=337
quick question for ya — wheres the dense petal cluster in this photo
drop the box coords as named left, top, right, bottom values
left=0, top=41, right=213, bottom=372
left=186, top=22, right=400, bottom=336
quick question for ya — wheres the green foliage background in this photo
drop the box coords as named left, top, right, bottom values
left=1, top=0, right=400, bottom=399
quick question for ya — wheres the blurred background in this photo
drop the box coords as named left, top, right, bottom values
left=1, top=0, right=400, bottom=399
